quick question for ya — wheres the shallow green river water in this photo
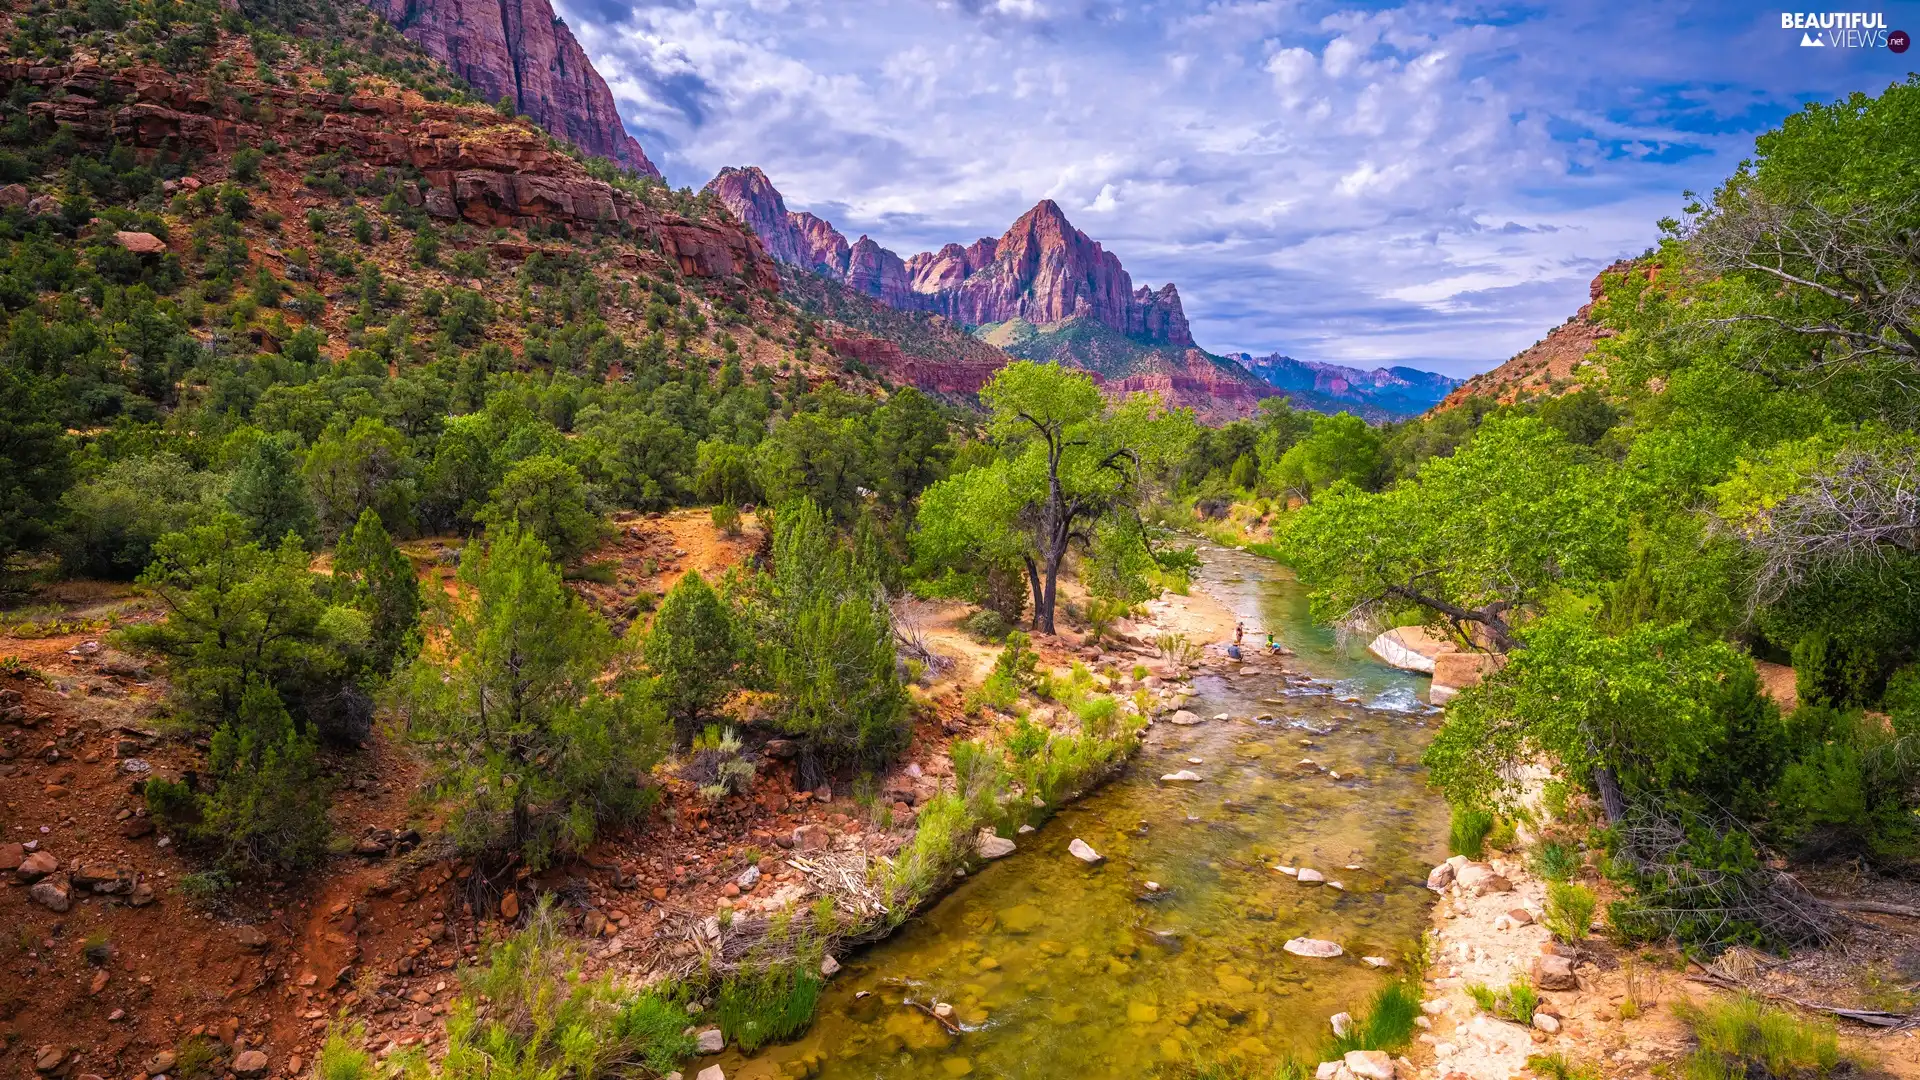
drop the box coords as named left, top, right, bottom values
left=718, top=546, right=1448, bottom=1079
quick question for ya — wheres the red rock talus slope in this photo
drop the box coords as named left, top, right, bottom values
left=1439, top=261, right=1657, bottom=409
left=364, top=0, right=661, bottom=177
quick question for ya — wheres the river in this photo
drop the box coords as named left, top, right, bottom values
left=723, top=545, right=1449, bottom=1079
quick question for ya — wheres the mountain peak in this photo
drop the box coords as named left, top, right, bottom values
left=705, top=168, right=1195, bottom=347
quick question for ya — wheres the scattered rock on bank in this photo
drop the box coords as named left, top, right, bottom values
left=976, top=831, right=1016, bottom=859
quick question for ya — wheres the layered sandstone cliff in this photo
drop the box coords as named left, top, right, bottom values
left=10, top=59, right=769, bottom=285
left=363, top=0, right=661, bottom=178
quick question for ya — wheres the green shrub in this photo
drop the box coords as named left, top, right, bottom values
left=962, top=608, right=1012, bottom=642
left=715, top=961, right=822, bottom=1053
left=1791, top=630, right=1882, bottom=710
left=1531, top=839, right=1581, bottom=882
left=60, top=453, right=223, bottom=579
left=754, top=500, right=909, bottom=772
left=645, top=570, right=741, bottom=737
left=400, top=528, right=669, bottom=869
left=1449, top=806, right=1495, bottom=858
left=1526, top=1053, right=1601, bottom=1080
left=1886, top=663, right=1920, bottom=736
left=1676, top=995, right=1845, bottom=1080
left=1543, top=881, right=1598, bottom=943
left=710, top=501, right=742, bottom=536
left=146, top=680, right=331, bottom=876
left=314, top=1023, right=373, bottom=1080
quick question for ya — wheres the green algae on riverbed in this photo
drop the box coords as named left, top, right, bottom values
left=711, top=547, right=1449, bottom=1079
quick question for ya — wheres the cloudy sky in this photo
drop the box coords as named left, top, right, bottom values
left=561, top=1, right=1920, bottom=378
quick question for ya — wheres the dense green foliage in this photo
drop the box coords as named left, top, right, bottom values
left=1279, top=77, right=1920, bottom=948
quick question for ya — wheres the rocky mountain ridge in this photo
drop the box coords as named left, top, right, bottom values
left=362, top=0, right=661, bottom=177
left=704, top=166, right=1195, bottom=348
left=1437, top=261, right=1656, bottom=410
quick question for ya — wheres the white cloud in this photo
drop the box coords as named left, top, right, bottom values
left=558, top=0, right=1895, bottom=377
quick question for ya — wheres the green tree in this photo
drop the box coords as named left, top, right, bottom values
left=749, top=500, right=908, bottom=775
left=303, top=416, right=414, bottom=540
left=399, top=527, right=666, bottom=868
left=227, top=433, right=318, bottom=547
left=478, top=454, right=602, bottom=563
left=1264, top=412, right=1384, bottom=502
left=145, top=679, right=331, bottom=876
left=914, top=362, right=1193, bottom=634
left=644, top=570, right=740, bottom=738
left=0, top=365, right=70, bottom=570
left=60, top=452, right=222, bottom=579
left=1282, top=414, right=1625, bottom=652
left=124, top=513, right=352, bottom=726
left=331, top=508, right=422, bottom=673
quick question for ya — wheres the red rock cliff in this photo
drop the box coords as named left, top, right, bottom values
left=364, top=0, right=661, bottom=178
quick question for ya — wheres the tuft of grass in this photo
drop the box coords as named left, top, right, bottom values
left=1527, top=1052, right=1601, bottom=1080
left=1325, top=980, right=1422, bottom=1056
left=314, top=1022, right=373, bottom=1080
left=1676, top=995, right=1847, bottom=1080
left=173, top=1036, right=223, bottom=1080
left=1543, top=881, right=1598, bottom=944
left=610, top=991, right=700, bottom=1074
left=1450, top=806, right=1496, bottom=858
left=1467, top=977, right=1538, bottom=1025
left=715, top=960, right=822, bottom=1053
left=1530, top=839, right=1581, bottom=882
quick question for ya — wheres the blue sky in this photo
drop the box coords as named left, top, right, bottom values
left=561, top=1, right=1920, bottom=378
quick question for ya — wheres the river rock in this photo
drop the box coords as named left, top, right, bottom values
left=695, top=1028, right=724, bottom=1054
left=1296, top=867, right=1326, bottom=884
left=976, top=831, right=1016, bottom=859
left=1361, top=956, right=1390, bottom=969
left=1330, top=1011, right=1353, bottom=1038
left=1212, top=712, right=1231, bottom=721
left=820, top=955, right=840, bottom=977
left=1159, top=770, right=1202, bottom=783
left=1283, top=937, right=1343, bottom=958
left=1273, top=865, right=1298, bottom=877
left=1533, top=1012, right=1561, bottom=1033
left=1425, top=862, right=1455, bottom=891
left=1168, top=710, right=1202, bottom=725
left=1454, top=863, right=1510, bottom=896
left=1068, top=838, right=1103, bottom=864
left=696, top=1067, right=725, bottom=1080
left=1344, top=1050, right=1395, bottom=1080
left=232, top=1050, right=270, bottom=1076
left=1532, top=954, right=1578, bottom=990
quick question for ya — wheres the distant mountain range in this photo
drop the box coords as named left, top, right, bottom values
left=1235, top=353, right=1462, bottom=421
left=704, top=165, right=1458, bottom=421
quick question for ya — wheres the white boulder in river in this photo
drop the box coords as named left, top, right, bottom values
left=976, top=830, right=1016, bottom=859
left=1069, top=838, right=1104, bottom=863
left=1283, top=937, right=1344, bottom=958
left=1169, top=710, right=1203, bottom=725
left=1159, top=770, right=1203, bottom=783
